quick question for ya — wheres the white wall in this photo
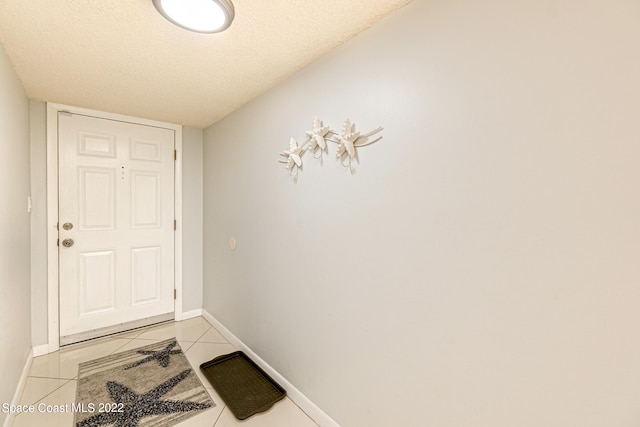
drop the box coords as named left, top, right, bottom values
left=182, top=127, right=204, bottom=312
left=202, top=1, right=640, bottom=426
left=0, top=42, right=31, bottom=425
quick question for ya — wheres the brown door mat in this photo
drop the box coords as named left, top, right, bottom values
left=200, top=351, right=286, bottom=420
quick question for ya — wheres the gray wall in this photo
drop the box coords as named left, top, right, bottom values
left=203, top=1, right=640, bottom=426
left=181, top=127, right=204, bottom=312
left=0, top=42, right=32, bottom=425
left=29, top=100, right=47, bottom=346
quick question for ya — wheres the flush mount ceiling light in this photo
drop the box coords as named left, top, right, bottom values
left=153, top=0, right=234, bottom=33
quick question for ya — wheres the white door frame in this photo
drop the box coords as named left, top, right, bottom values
left=46, top=102, right=184, bottom=353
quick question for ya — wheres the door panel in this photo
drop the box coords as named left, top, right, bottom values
left=131, top=171, right=161, bottom=228
left=131, top=246, right=161, bottom=305
left=78, top=131, right=116, bottom=157
left=131, top=139, right=162, bottom=161
left=58, top=112, right=175, bottom=341
left=79, top=167, right=116, bottom=229
left=80, top=250, right=116, bottom=314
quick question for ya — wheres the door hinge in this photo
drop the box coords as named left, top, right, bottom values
left=174, top=150, right=177, bottom=160
left=174, top=289, right=177, bottom=300
left=174, top=219, right=177, bottom=230
left=56, top=222, right=59, bottom=231
left=59, top=110, right=73, bottom=117
left=57, top=238, right=60, bottom=247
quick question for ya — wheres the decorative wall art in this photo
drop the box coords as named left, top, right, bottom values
left=278, top=117, right=383, bottom=180
left=306, top=116, right=330, bottom=160
left=280, top=137, right=305, bottom=178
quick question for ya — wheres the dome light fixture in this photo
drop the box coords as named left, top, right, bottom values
left=153, top=0, right=234, bottom=33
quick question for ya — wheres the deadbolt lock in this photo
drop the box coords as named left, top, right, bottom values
left=62, top=238, right=74, bottom=248
left=63, top=222, right=73, bottom=230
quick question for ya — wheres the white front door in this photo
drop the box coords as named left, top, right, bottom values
left=58, top=112, right=176, bottom=343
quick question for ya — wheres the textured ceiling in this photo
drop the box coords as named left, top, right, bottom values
left=0, top=0, right=411, bottom=128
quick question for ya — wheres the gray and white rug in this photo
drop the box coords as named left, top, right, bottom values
left=74, top=338, right=214, bottom=427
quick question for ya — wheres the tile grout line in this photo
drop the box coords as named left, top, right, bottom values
left=189, top=322, right=229, bottom=425
left=31, top=378, right=76, bottom=406
left=191, top=325, right=213, bottom=345
left=107, top=337, right=136, bottom=355
left=25, top=375, right=74, bottom=380
left=16, top=377, right=73, bottom=407
left=288, top=398, right=322, bottom=426
left=211, top=404, right=227, bottom=426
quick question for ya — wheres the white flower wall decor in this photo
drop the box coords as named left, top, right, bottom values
left=306, top=116, right=330, bottom=159
left=278, top=117, right=383, bottom=179
left=331, top=119, right=383, bottom=171
left=278, top=137, right=305, bottom=180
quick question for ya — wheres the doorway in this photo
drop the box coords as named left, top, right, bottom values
left=46, top=104, right=185, bottom=350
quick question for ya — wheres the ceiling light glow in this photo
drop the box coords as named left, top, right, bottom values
left=153, top=0, right=234, bottom=33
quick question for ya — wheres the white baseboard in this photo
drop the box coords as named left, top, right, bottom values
left=180, top=308, right=203, bottom=320
left=3, top=349, right=34, bottom=427
left=32, top=343, right=50, bottom=357
left=201, top=310, right=340, bottom=427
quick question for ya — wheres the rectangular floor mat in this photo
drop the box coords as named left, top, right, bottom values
left=200, top=351, right=286, bottom=420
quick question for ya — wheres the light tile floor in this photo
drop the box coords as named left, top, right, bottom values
left=11, top=317, right=318, bottom=427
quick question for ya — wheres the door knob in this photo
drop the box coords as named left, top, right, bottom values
left=62, top=238, right=74, bottom=248
left=63, top=222, right=74, bottom=230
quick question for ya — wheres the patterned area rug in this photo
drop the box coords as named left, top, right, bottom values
left=74, top=338, right=214, bottom=427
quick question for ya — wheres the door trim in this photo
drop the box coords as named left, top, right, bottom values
left=46, top=103, right=184, bottom=353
